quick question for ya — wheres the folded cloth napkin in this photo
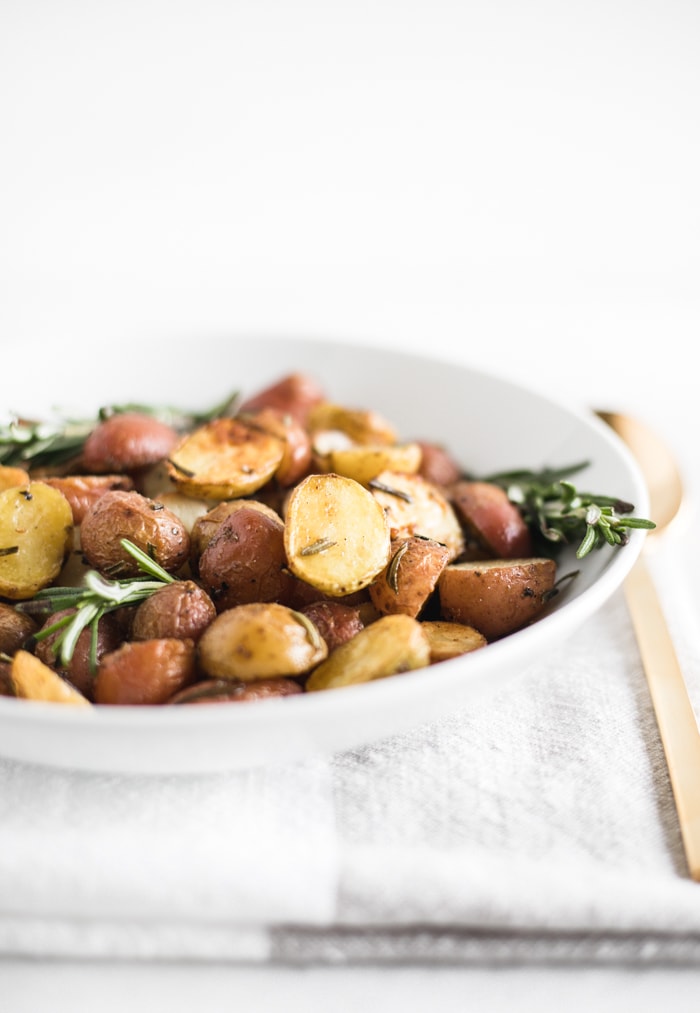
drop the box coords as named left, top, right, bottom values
left=1, top=541, right=700, bottom=966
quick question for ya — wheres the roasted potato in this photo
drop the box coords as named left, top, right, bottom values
left=11, top=649, right=92, bottom=706
left=305, top=613, right=431, bottom=691
left=0, top=482, right=73, bottom=599
left=0, top=601, right=38, bottom=655
left=420, top=620, right=487, bottom=662
left=94, top=638, right=197, bottom=705
left=189, top=499, right=283, bottom=567
left=81, top=412, right=179, bottom=474
left=34, top=608, right=124, bottom=699
left=416, top=441, right=462, bottom=488
left=300, top=600, right=365, bottom=652
left=437, top=557, right=557, bottom=640
left=451, top=480, right=533, bottom=559
left=369, top=535, right=451, bottom=618
left=0, top=465, right=31, bottom=491
left=369, top=471, right=465, bottom=562
left=284, top=473, right=391, bottom=596
left=325, top=443, right=422, bottom=486
left=131, top=580, right=217, bottom=643
left=239, top=408, right=313, bottom=487
left=41, top=474, right=135, bottom=524
left=237, top=372, right=326, bottom=425
left=307, top=402, right=398, bottom=445
left=168, top=677, right=303, bottom=704
left=197, top=602, right=328, bottom=682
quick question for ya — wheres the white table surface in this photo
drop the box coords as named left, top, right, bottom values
left=2, top=0, right=699, bottom=1008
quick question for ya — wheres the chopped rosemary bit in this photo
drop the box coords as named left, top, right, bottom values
left=0, top=546, right=19, bottom=557
left=484, top=463, right=656, bottom=559
left=300, top=538, right=337, bottom=556
left=386, top=541, right=409, bottom=593
left=368, top=479, right=413, bottom=503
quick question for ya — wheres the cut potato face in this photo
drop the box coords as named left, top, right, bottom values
left=305, top=614, right=431, bottom=692
left=0, top=482, right=73, bottom=599
left=307, top=403, right=398, bottom=445
left=421, top=620, right=487, bottom=663
left=11, top=650, right=91, bottom=706
left=437, top=557, right=558, bottom=641
left=167, top=418, right=285, bottom=499
left=284, top=473, right=391, bottom=596
left=369, top=471, right=465, bottom=562
left=326, top=443, right=422, bottom=486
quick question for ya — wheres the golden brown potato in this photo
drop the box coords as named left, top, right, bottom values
left=81, top=412, right=179, bottom=474
left=451, top=480, right=533, bottom=559
left=369, top=536, right=451, bottom=618
left=284, top=473, right=391, bottom=596
left=369, top=471, right=465, bottom=562
left=168, top=677, right=303, bottom=704
left=325, top=443, right=422, bottom=486
left=0, top=482, right=73, bottom=599
left=34, top=608, right=124, bottom=699
left=11, top=649, right=92, bottom=706
left=130, top=580, right=216, bottom=643
left=0, top=601, right=38, bottom=655
left=41, top=474, right=135, bottom=524
left=94, top=638, right=197, bottom=705
left=166, top=417, right=285, bottom=500
left=237, top=372, right=326, bottom=426
left=80, top=489, right=190, bottom=576
left=197, top=506, right=294, bottom=611
left=437, top=557, right=557, bottom=640
left=0, top=465, right=31, bottom=492
left=197, top=602, right=328, bottom=682
left=305, top=613, right=431, bottom=692
left=239, top=408, right=313, bottom=487
left=420, top=620, right=487, bottom=663
left=307, top=402, right=398, bottom=445
left=300, top=600, right=365, bottom=652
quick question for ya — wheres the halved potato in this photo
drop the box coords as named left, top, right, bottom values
left=369, top=536, right=451, bottom=618
left=305, top=613, right=430, bottom=691
left=167, top=418, right=285, bottom=499
left=284, top=473, right=391, bottom=596
left=326, top=443, right=422, bottom=486
left=307, top=403, right=398, bottom=445
left=421, top=620, right=487, bottom=662
left=369, top=471, right=465, bottom=562
left=0, top=465, right=31, bottom=492
left=437, top=557, right=557, bottom=640
left=0, top=482, right=73, bottom=599
left=451, top=480, right=533, bottom=559
left=11, top=649, right=92, bottom=706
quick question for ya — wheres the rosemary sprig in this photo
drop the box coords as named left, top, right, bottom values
left=0, top=392, right=239, bottom=469
left=18, top=539, right=176, bottom=670
left=483, top=462, right=656, bottom=559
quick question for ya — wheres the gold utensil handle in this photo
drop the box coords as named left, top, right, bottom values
left=625, top=553, right=700, bottom=880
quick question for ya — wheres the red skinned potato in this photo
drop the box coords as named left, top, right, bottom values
left=81, top=412, right=179, bottom=474
left=0, top=602, right=38, bottom=655
left=80, top=489, right=190, bottom=576
left=369, top=536, right=451, bottom=618
left=239, top=408, right=312, bottom=486
left=131, top=580, right=216, bottom=642
left=237, top=372, right=326, bottom=426
left=416, top=441, right=463, bottom=488
left=168, top=677, right=303, bottom=705
left=300, top=600, right=365, bottom=652
left=94, top=638, right=197, bottom=705
left=437, top=557, right=557, bottom=641
left=451, top=480, right=532, bottom=559
left=34, top=608, right=124, bottom=699
left=41, top=474, right=135, bottom=524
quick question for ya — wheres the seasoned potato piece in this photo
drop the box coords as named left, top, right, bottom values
left=151, top=491, right=213, bottom=534
left=305, top=613, right=430, bottom=692
left=0, top=601, right=38, bottom=655
left=197, top=602, right=328, bottom=682
left=284, top=473, right=391, bottom=596
left=34, top=609, right=124, bottom=699
left=0, top=465, right=30, bottom=491
left=416, top=441, right=462, bottom=488
left=167, top=418, right=285, bottom=500
left=190, top=499, right=283, bottom=566
left=0, top=482, right=73, bottom=599
left=438, top=557, right=557, bottom=640
left=94, top=638, right=197, bottom=705
left=307, top=402, right=398, bottom=445
left=369, top=471, right=465, bottom=562
left=11, top=649, right=91, bottom=706
left=300, top=600, right=365, bottom=652
left=131, top=580, right=216, bottom=643
left=41, top=474, right=135, bottom=524
left=237, top=372, right=326, bottom=425
left=0, top=660, right=13, bottom=696
left=80, top=489, right=190, bottom=576
left=451, top=480, right=533, bottom=559
left=169, top=677, right=303, bottom=704
left=421, top=620, right=487, bottom=662
left=81, top=412, right=179, bottom=473
left=326, top=443, right=422, bottom=486
left=240, top=408, right=312, bottom=486
left=369, top=536, right=451, bottom=618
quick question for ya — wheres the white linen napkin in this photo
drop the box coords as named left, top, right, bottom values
left=2, top=542, right=700, bottom=966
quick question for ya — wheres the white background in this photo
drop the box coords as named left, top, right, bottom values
left=1, top=0, right=699, bottom=1008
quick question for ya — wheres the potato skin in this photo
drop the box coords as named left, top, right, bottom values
left=41, top=474, right=135, bottom=524
left=241, top=408, right=313, bottom=487
left=168, top=677, right=303, bottom=704
left=369, top=536, right=451, bottom=618
left=189, top=499, right=282, bottom=570
left=451, top=481, right=533, bottom=559
left=131, top=580, right=216, bottom=643
left=0, top=601, right=38, bottom=655
left=416, top=441, right=462, bottom=488
left=34, top=608, right=124, bottom=699
left=237, top=372, right=326, bottom=426
left=300, top=600, right=364, bottom=652
left=94, top=638, right=196, bottom=705
left=80, top=489, right=190, bottom=576
left=81, top=412, right=179, bottom=474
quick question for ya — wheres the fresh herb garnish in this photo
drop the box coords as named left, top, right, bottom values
left=483, top=462, right=656, bottom=559
left=17, top=540, right=176, bottom=670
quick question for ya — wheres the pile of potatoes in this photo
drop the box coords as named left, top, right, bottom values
left=0, top=373, right=558, bottom=707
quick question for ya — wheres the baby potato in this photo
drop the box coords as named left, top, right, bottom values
left=300, top=600, right=365, bottom=652
left=81, top=412, right=179, bottom=474
left=131, top=580, right=216, bottom=643
left=420, top=620, right=487, bottom=663
left=94, top=638, right=197, bottom=705
left=326, top=443, right=422, bottom=486
left=0, top=482, right=73, bottom=599
left=34, top=609, right=124, bottom=700
left=284, top=473, right=391, bottom=596
left=369, top=471, right=465, bottom=562
left=0, top=465, right=31, bottom=491
left=307, top=402, right=398, bottom=445
left=80, top=489, right=190, bottom=576
left=197, top=602, right=328, bottom=682
left=437, top=557, right=558, bottom=640
left=305, top=613, right=431, bottom=692
left=190, top=499, right=283, bottom=567
left=197, top=506, right=294, bottom=611
left=11, top=649, right=92, bottom=706
left=167, top=417, right=285, bottom=500
left=369, top=536, right=451, bottom=618
left=168, top=677, right=303, bottom=704
left=416, top=441, right=463, bottom=488
left=240, top=408, right=313, bottom=487
left=0, top=601, right=38, bottom=655
left=451, top=480, right=533, bottom=559
left=41, top=474, right=135, bottom=524
left=237, top=372, right=326, bottom=426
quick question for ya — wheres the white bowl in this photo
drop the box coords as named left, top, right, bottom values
left=0, top=335, right=649, bottom=774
